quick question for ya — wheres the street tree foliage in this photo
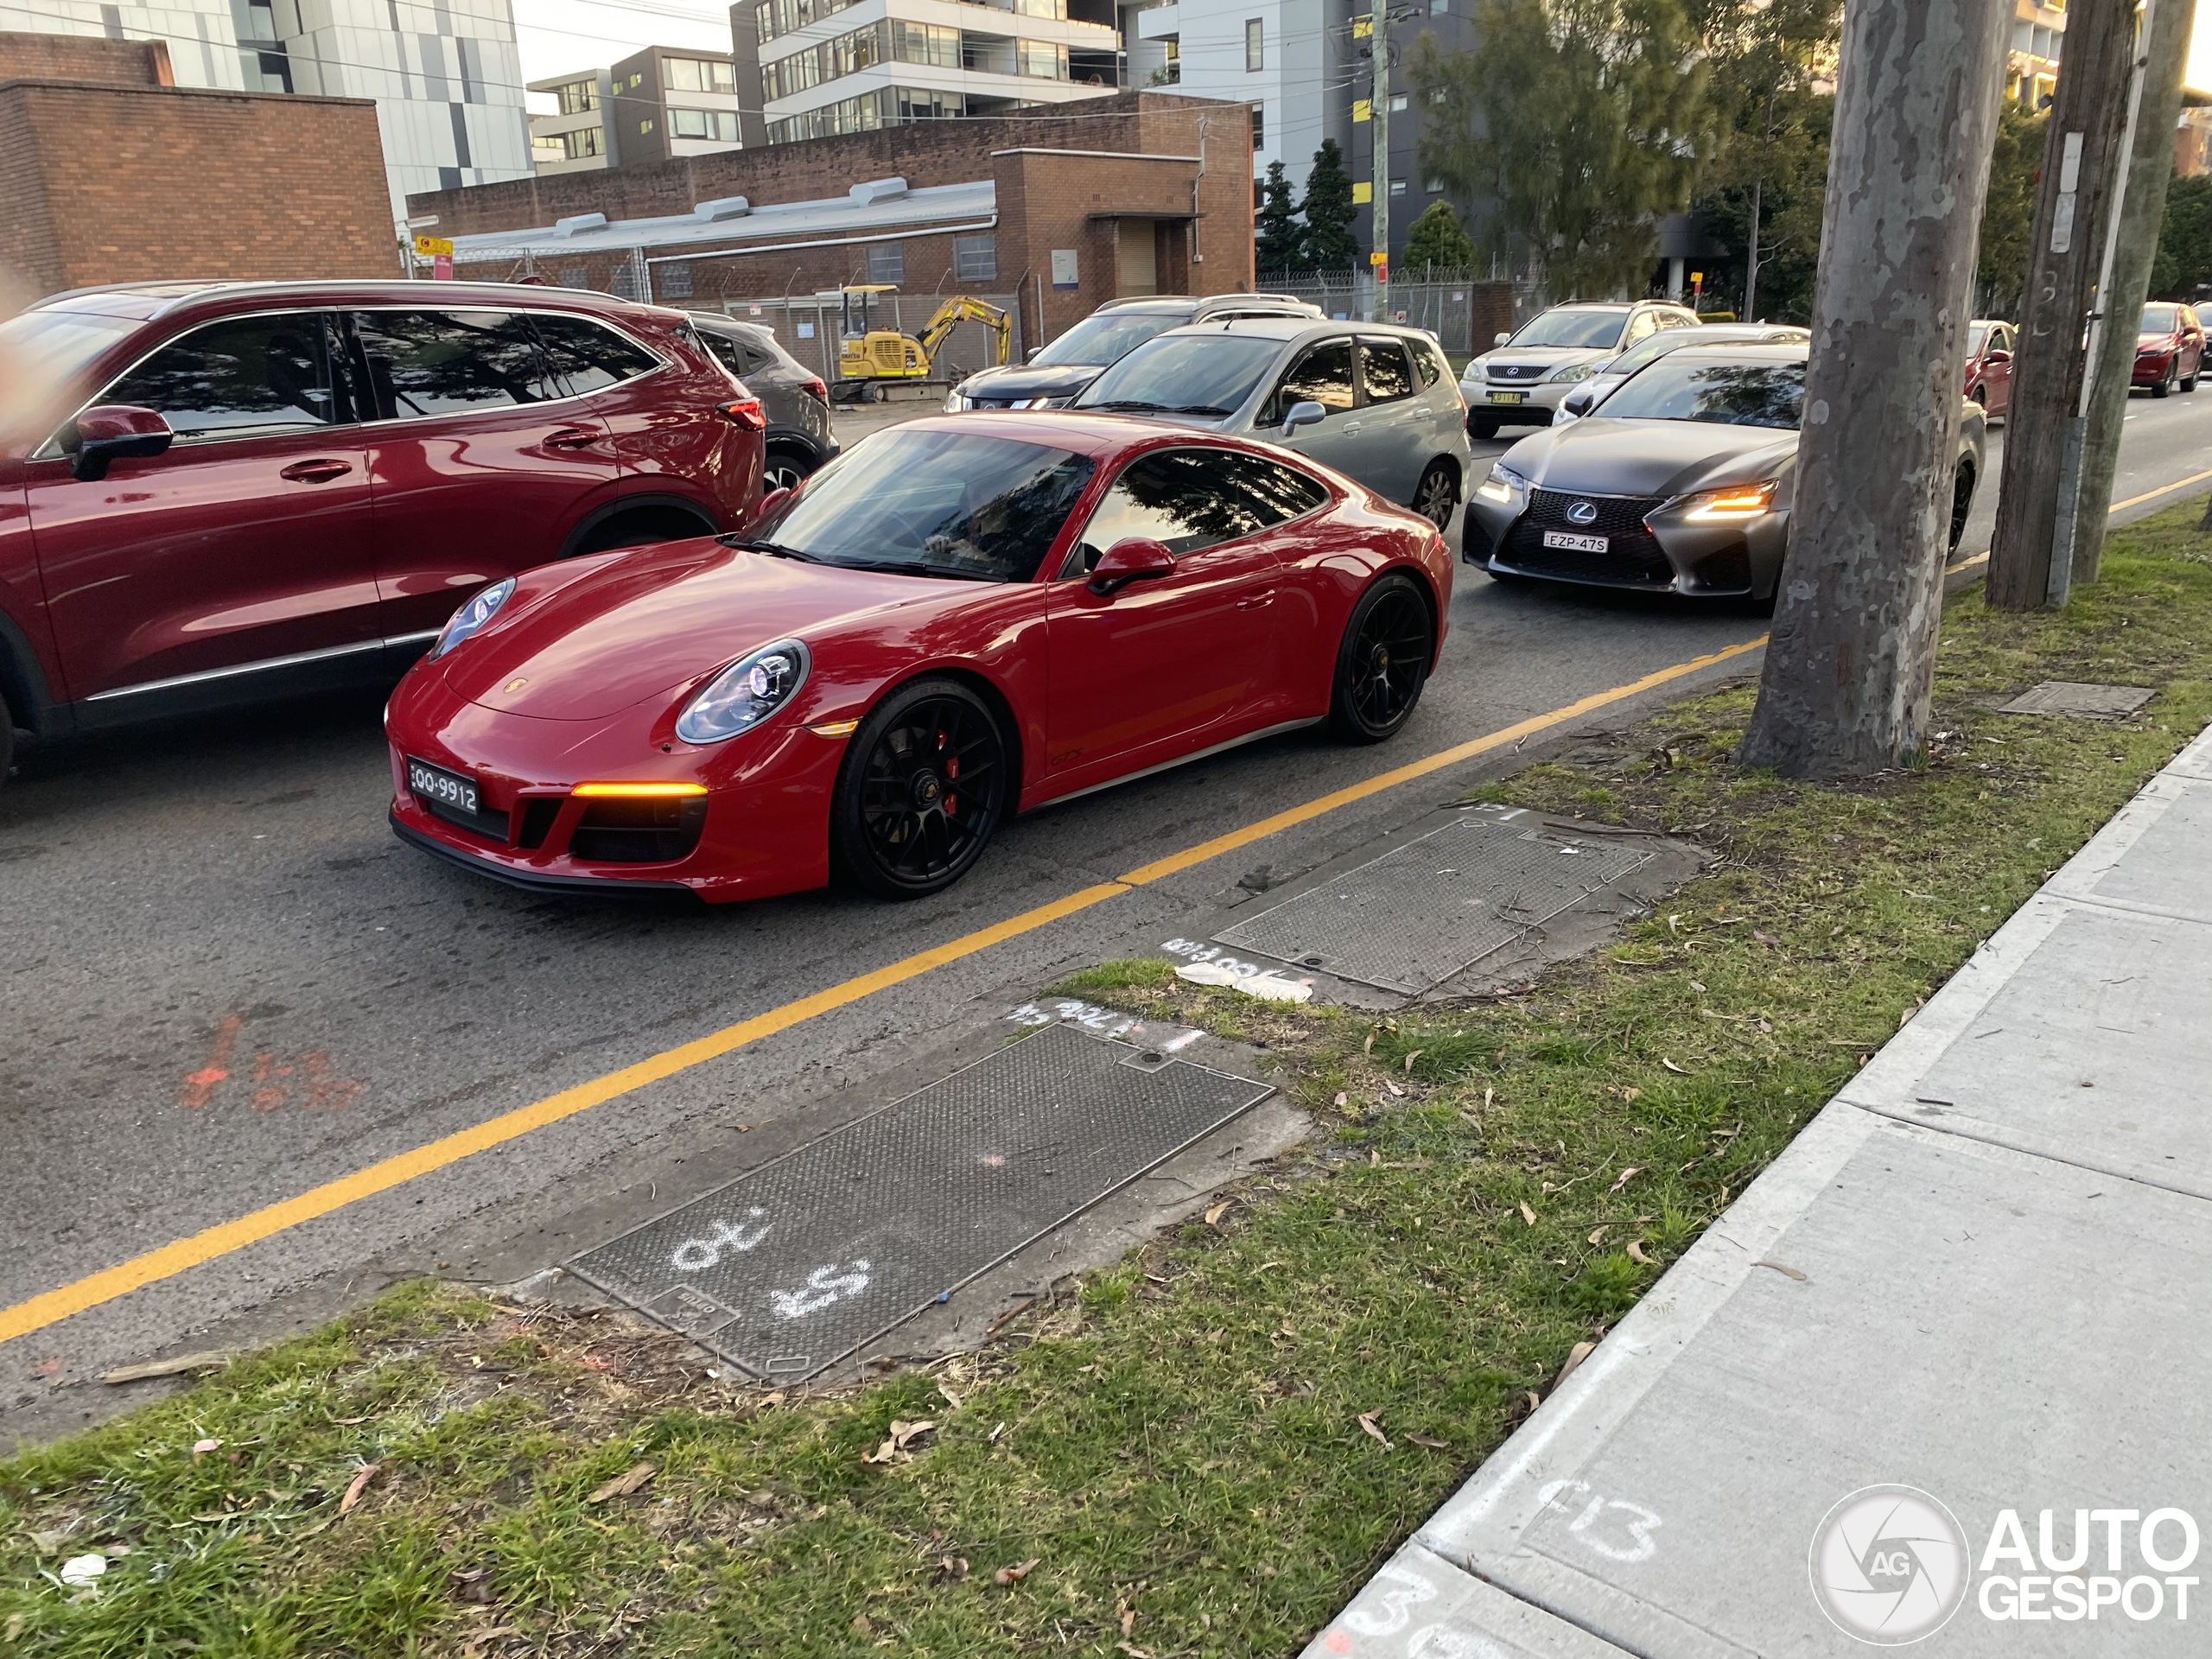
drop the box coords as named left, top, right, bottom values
left=1301, top=139, right=1362, bottom=271
left=1402, top=198, right=1479, bottom=270
left=1255, top=160, right=1309, bottom=275
left=1408, top=0, right=1716, bottom=297
left=2152, top=174, right=2212, bottom=302
left=1688, top=0, right=1839, bottom=322
left=1975, top=100, right=2046, bottom=316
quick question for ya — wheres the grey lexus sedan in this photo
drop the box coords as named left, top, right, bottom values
left=1461, top=343, right=1986, bottom=601
left=1071, top=316, right=1472, bottom=529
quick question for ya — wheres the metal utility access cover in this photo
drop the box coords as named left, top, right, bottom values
left=568, top=1023, right=1271, bottom=1380
left=1999, top=680, right=2154, bottom=719
left=1215, top=813, right=1653, bottom=995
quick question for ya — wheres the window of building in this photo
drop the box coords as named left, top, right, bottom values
left=105, top=313, right=343, bottom=439
left=664, top=55, right=737, bottom=93
left=1016, top=39, right=1068, bottom=78
left=553, top=78, right=597, bottom=114
left=766, top=87, right=886, bottom=142
left=1389, top=178, right=1406, bottom=195
left=891, top=19, right=959, bottom=67
left=1423, top=175, right=1441, bottom=193
left=562, top=126, right=603, bottom=159
left=560, top=266, right=589, bottom=289
left=756, top=0, right=856, bottom=44
left=1389, top=92, right=1407, bottom=111
left=868, top=242, right=906, bottom=284
left=1250, top=103, right=1263, bottom=150
left=895, top=86, right=963, bottom=120
left=658, top=263, right=695, bottom=298
left=1014, top=0, right=1066, bottom=17
left=671, top=107, right=741, bottom=142
left=954, top=234, right=998, bottom=283
left=1244, top=17, right=1262, bottom=70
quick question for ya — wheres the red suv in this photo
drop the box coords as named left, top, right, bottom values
left=2134, top=302, right=2203, bottom=397
left=0, top=280, right=762, bottom=778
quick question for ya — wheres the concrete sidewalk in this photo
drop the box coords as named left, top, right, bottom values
left=1308, top=721, right=2212, bottom=1656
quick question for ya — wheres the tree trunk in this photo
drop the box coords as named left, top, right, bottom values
left=1745, top=175, right=1762, bottom=321
left=1736, top=0, right=2010, bottom=780
left=2070, top=0, right=2192, bottom=584
left=1985, top=0, right=2137, bottom=609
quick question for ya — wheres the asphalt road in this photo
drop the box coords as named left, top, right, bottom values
left=3, top=389, right=2208, bottom=1436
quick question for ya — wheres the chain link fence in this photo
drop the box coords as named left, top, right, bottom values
left=1255, top=269, right=1545, bottom=357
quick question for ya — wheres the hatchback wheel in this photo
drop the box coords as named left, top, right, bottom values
left=831, top=677, right=1007, bottom=899
left=1412, top=461, right=1458, bottom=531
left=1330, top=574, right=1433, bottom=744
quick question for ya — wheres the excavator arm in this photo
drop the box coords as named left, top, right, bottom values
left=914, top=296, right=1012, bottom=368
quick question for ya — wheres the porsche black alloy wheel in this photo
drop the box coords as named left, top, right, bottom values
left=832, top=677, right=1007, bottom=898
left=1330, top=574, right=1433, bottom=743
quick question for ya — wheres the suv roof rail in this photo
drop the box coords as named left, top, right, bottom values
left=1192, top=292, right=1323, bottom=319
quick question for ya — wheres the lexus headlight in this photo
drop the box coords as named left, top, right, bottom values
left=1475, top=461, right=1529, bottom=505
left=430, top=577, right=515, bottom=660
left=1681, top=479, right=1780, bottom=520
left=676, top=639, right=810, bottom=743
left=1551, top=363, right=1596, bottom=384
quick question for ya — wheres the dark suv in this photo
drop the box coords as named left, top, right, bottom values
left=944, top=292, right=1323, bottom=410
left=686, top=312, right=840, bottom=493
left=0, top=279, right=763, bottom=778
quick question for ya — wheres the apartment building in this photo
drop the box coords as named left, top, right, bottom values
left=529, top=67, right=617, bottom=173
left=734, top=0, right=1122, bottom=147
left=0, top=0, right=531, bottom=215
left=2008, top=0, right=2064, bottom=108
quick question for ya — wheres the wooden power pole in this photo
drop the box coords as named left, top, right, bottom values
left=1737, top=0, right=2010, bottom=780
left=2069, top=0, right=2191, bottom=585
left=1985, top=0, right=2137, bottom=609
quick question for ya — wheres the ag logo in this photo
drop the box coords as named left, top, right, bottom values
left=1809, top=1485, right=1970, bottom=1645
left=1567, top=499, right=1599, bottom=524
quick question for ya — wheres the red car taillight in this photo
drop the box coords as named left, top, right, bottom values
left=799, top=376, right=830, bottom=403
left=719, top=397, right=766, bottom=432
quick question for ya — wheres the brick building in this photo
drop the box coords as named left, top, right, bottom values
left=409, top=91, right=1255, bottom=354
left=0, top=30, right=399, bottom=300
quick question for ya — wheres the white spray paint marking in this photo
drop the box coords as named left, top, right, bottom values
left=768, top=1259, right=872, bottom=1319
left=669, top=1207, right=772, bottom=1273
left=1340, top=1560, right=1440, bottom=1637
left=1535, top=1478, right=1663, bottom=1563
left=1003, top=999, right=1203, bottom=1052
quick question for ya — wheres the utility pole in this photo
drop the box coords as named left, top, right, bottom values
left=2069, top=0, right=2191, bottom=585
left=1985, top=0, right=2136, bottom=609
left=1370, top=0, right=1389, bottom=321
left=1737, top=0, right=2010, bottom=780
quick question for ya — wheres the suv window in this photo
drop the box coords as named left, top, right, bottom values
left=532, top=314, right=662, bottom=395
left=1622, top=312, right=1659, bottom=347
left=349, top=310, right=561, bottom=418
left=1071, top=447, right=1280, bottom=569
left=102, top=311, right=344, bottom=440
left=1359, top=337, right=1415, bottom=403
left=693, top=327, right=765, bottom=378
left=1267, top=339, right=1354, bottom=423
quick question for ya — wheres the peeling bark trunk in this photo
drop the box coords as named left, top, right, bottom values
left=1738, top=0, right=2010, bottom=780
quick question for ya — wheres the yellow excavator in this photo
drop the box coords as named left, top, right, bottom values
left=833, top=287, right=1010, bottom=400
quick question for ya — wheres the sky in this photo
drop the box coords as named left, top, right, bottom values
left=512, top=0, right=2212, bottom=108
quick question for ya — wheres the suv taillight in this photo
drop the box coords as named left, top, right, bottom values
left=718, top=397, right=766, bottom=432
left=799, top=376, right=829, bottom=403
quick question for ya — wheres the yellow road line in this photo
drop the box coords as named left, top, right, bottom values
left=2109, top=467, right=2212, bottom=516
left=0, top=635, right=1768, bottom=1349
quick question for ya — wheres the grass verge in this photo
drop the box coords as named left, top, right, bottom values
left=8, top=502, right=2212, bottom=1657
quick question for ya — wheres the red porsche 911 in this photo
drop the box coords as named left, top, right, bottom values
left=384, top=413, right=1451, bottom=902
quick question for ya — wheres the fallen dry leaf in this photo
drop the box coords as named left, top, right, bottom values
left=1402, top=1051, right=1422, bottom=1072
left=1522, top=1389, right=1542, bottom=1417
left=1754, top=930, right=1781, bottom=946
left=994, top=1557, right=1041, bottom=1587
left=935, top=1555, right=970, bottom=1581
left=1120, top=1605, right=1136, bottom=1637
left=1357, top=1412, right=1393, bottom=1451
left=1333, top=1092, right=1349, bottom=1109
left=1405, top=1433, right=1449, bottom=1449
left=938, top=1383, right=963, bottom=1413
left=1662, top=1058, right=1688, bottom=1075
left=1587, top=1225, right=1609, bottom=1246
left=1203, top=1199, right=1237, bottom=1228
left=1552, top=1340, right=1596, bottom=1392
left=1363, top=1033, right=1376, bottom=1055
left=1382, top=1077, right=1406, bottom=1098
left=1117, top=1645, right=1154, bottom=1659
left=1620, top=1086, right=1642, bottom=1103
left=1752, top=1260, right=1808, bottom=1282
left=1626, top=1240, right=1650, bottom=1265
left=851, top=1614, right=874, bottom=1635
left=1519, top=1201, right=1537, bottom=1227
left=585, top=1461, right=656, bottom=1504
left=192, top=1438, right=223, bottom=1456
left=339, top=1462, right=381, bottom=1516
left=864, top=1420, right=939, bottom=1465
left=1610, top=1166, right=1642, bottom=1193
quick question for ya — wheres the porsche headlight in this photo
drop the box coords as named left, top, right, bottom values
left=676, top=639, right=810, bottom=743
left=1550, top=362, right=1596, bottom=384
left=430, top=577, right=516, bottom=660
left=1681, top=479, right=1781, bottom=520
left=1475, top=461, right=1529, bottom=505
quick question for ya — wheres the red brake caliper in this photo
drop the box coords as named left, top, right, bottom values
left=940, top=728, right=957, bottom=817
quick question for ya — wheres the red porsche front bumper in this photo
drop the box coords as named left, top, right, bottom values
left=384, top=665, right=845, bottom=903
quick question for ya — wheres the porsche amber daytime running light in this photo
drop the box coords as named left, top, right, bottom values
left=571, top=782, right=709, bottom=798
left=1683, top=480, right=1778, bottom=520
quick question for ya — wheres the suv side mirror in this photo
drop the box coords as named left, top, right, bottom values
left=1026, top=346, right=1043, bottom=363
left=1088, top=536, right=1176, bottom=595
left=1280, top=399, right=1327, bottom=437
left=67, top=404, right=173, bottom=482
left=1561, top=388, right=1594, bottom=417
left=1985, top=347, right=2010, bottom=365
left=1495, top=331, right=1512, bottom=347
left=756, top=486, right=792, bottom=518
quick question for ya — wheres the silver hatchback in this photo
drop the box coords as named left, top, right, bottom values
left=1071, top=318, right=1471, bottom=528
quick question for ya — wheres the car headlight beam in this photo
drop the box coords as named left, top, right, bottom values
left=675, top=639, right=811, bottom=744
left=430, top=576, right=517, bottom=660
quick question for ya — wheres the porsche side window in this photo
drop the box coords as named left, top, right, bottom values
left=102, top=312, right=345, bottom=441
left=1069, top=448, right=1271, bottom=572
left=1266, top=340, right=1355, bottom=423
left=1223, top=454, right=1329, bottom=526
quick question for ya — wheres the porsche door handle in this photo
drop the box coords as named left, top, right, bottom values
left=1236, top=588, right=1276, bottom=610
left=279, top=458, right=353, bottom=483
left=544, top=427, right=603, bottom=450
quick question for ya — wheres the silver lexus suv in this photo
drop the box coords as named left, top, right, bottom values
left=1462, top=300, right=1701, bottom=440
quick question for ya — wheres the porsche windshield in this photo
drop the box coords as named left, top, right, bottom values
left=1596, top=358, right=1806, bottom=429
left=748, top=429, right=1095, bottom=581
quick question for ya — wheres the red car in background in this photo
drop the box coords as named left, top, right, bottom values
left=2134, top=302, right=2204, bottom=397
left=385, top=416, right=1452, bottom=904
left=0, top=280, right=762, bottom=779
left=1962, top=318, right=2015, bottom=420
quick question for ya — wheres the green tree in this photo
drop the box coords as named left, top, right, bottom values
left=1254, top=159, right=1309, bottom=276
left=1402, top=198, right=1478, bottom=270
left=2152, top=173, right=2212, bottom=301
left=1974, top=99, right=2046, bottom=316
left=1408, top=0, right=1717, bottom=298
left=1300, top=138, right=1361, bottom=272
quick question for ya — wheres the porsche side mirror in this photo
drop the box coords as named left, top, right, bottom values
left=67, top=404, right=172, bottom=482
left=757, top=486, right=793, bottom=518
left=1562, top=389, right=1594, bottom=417
left=1088, top=536, right=1175, bottom=595
left=1495, top=331, right=1512, bottom=347
left=1280, top=399, right=1327, bottom=437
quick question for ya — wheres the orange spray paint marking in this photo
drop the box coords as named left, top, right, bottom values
left=250, top=1052, right=294, bottom=1112
left=300, top=1052, right=365, bottom=1114
left=180, top=1014, right=243, bottom=1109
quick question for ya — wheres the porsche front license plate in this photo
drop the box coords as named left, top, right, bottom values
left=1489, top=391, right=1528, bottom=404
left=408, top=758, right=480, bottom=817
left=1543, top=530, right=1609, bottom=554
